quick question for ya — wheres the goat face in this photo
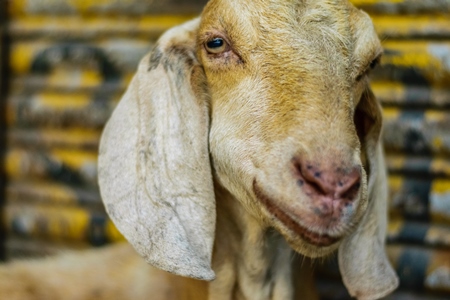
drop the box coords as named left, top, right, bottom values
left=99, top=0, right=398, bottom=298
left=200, top=0, right=383, bottom=257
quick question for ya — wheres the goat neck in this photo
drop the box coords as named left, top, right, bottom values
left=210, top=184, right=313, bottom=300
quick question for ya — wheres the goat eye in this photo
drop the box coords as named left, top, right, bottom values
left=356, top=56, right=381, bottom=81
left=205, top=38, right=228, bottom=54
left=369, top=56, right=381, bottom=70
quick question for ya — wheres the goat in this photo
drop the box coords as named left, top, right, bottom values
left=0, top=0, right=399, bottom=299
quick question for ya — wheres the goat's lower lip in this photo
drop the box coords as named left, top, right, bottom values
left=253, top=179, right=340, bottom=247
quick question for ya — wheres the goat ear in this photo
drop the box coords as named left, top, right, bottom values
left=98, top=18, right=216, bottom=281
left=338, top=88, right=399, bottom=299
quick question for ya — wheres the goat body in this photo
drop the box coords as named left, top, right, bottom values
left=0, top=1, right=398, bottom=299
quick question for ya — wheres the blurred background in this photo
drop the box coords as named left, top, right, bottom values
left=0, top=0, right=450, bottom=299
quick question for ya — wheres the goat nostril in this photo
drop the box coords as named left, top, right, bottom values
left=341, top=180, right=361, bottom=199
left=309, top=181, right=326, bottom=195
left=296, top=163, right=329, bottom=195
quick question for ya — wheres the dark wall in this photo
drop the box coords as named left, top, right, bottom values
left=0, top=0, right=8, bottom=261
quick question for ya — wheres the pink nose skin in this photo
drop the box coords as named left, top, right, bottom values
left=295, top=162, right=361, bottom=202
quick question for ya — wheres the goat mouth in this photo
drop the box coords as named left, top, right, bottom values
left=253, top=179, right=340, bottom=247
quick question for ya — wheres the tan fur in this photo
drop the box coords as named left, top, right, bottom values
left=0, top=243, right=208, bottom=300
left=0, top=1, right=398, bottom=299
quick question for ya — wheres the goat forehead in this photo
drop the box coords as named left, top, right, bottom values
left=202, top=0, right=359, bottom=69
left=204, top=0, right=355, bottom=39
left=261, top=2, right=354, bottom=58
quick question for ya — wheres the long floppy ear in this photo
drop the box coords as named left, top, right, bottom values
left=98, top=18, right=216, bottom=281
left=338, top=88, right=399, bottom=299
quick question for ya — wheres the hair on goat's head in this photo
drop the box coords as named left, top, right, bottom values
left=98, top=0, right=399, bottom=299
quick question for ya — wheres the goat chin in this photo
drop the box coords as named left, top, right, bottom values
left=0, top=1, right=398, bottom=299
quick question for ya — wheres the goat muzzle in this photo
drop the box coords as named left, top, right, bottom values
left=293, top=159, right=362, bottom=218
left=253, top=179, right=341, bottom=247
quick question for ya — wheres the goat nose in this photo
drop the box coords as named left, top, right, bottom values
left=297, top=163, right=361, bottom=200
